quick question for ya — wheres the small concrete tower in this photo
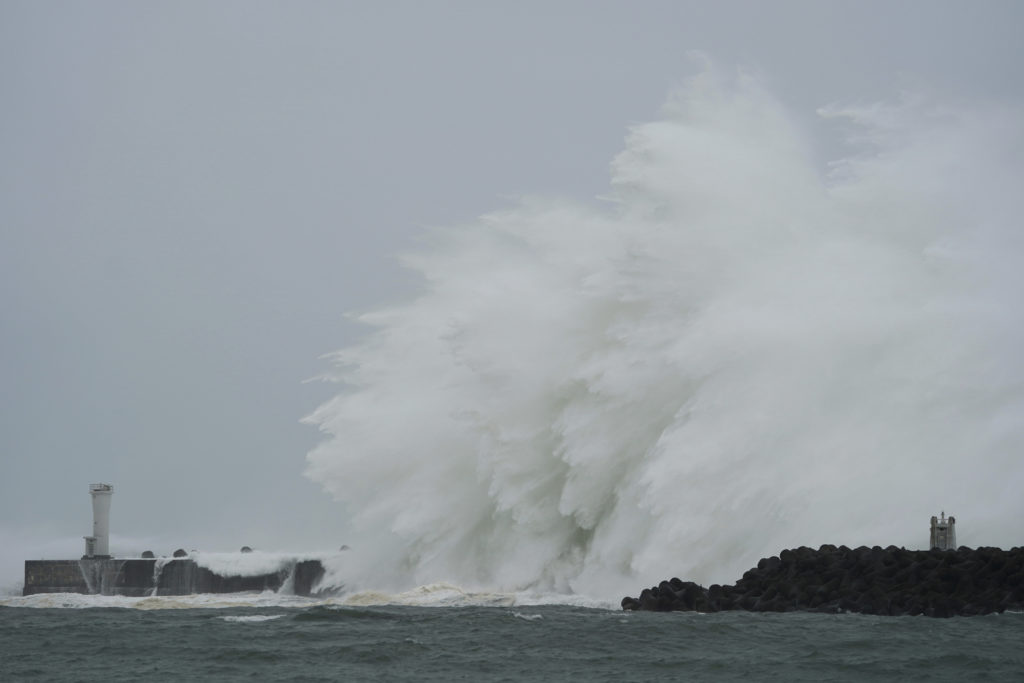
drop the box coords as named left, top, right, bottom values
left=84, top=483, right=113, bottom=558
left=929, top=511, right=956, bottom=550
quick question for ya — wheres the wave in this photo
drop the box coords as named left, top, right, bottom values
left=0, top=585, right=613, bottom=610
left=304, top=65, right=1024, bottom=598
left=219, top=614, right=286, bottom=623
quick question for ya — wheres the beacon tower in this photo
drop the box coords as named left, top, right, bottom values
left=929, top=511, right=956, bottom=550
left=83, top=483, right=113, bottom=558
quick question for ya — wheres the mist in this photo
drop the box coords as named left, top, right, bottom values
left=306, top=67, right=1024, bottom=596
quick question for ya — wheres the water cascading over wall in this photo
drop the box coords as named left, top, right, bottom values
left=23, top=557, right=329, bottom=597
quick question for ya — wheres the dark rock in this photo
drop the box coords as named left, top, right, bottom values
left=621, top=546, right=1024, bottom=618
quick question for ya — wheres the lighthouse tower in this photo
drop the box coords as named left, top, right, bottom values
left=83, top=483, right=113, bottom=558
left=929, top=511, right=956, bottom=550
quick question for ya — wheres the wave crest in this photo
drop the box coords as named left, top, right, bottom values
left=305, top=67, right=1024, bottom=597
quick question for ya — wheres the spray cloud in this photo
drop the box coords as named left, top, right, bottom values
left=305, top=67, right=1024, bottom=597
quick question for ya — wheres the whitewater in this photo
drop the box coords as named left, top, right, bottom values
left=302, top=67, right=1024, bottom=602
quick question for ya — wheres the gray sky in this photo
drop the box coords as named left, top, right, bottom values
left=2, top=1, right=1022, bottom=590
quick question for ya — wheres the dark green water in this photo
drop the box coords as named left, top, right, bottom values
left=1, top=605, right=1022, bottom=681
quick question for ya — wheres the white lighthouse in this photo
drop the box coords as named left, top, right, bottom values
left=83, top=483, right=113, bottom=558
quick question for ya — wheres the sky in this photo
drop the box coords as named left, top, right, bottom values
left=2, top=1, right=1023, bottom=592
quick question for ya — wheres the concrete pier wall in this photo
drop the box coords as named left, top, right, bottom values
left=23, top=558, right=327, bottom=597
left=22, top=560, right=90, bottom=595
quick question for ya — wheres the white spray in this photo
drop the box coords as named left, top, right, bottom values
left=305, top=68, right=1024, bottom=598
left=149, top=557, right=171, bottom=597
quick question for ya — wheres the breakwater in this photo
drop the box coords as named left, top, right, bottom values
left=23, top=558, right=326, bottom=597
left=622, top=545, right=1024, bottom=617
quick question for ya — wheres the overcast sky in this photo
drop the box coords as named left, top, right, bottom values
left=2, top=1, right=1022, bottom=590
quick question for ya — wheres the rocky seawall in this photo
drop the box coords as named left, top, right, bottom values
left=23, top=558, right=327, bottom=597
left=622, top=545, right=1024, bottom=617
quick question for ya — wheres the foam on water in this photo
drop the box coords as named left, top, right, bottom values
left=219, top=614, right=286, bottom=623
left=512, top=611, right=544, bottom=621
left=340, top=582, right=515, bottom=608
left=0, top=586, right=605, bottom=610
left=0, top=590, right=318, bottom=610
left=305, top=66, right=1024, bottom=598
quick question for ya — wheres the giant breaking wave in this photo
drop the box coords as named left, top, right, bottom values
left=305, top=67, right=1024, bottom=599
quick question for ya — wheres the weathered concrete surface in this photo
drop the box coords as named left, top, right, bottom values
left=23, top=558, right=327, bottom=597
left=22, top=561, right=89, bottom=595
left=23, top=559, right=156, bottom=596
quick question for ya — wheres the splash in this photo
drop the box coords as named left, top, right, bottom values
left=150, top=557, right=170, bottom=597
left=305, top=67, right=1024, bottom=598
left=190, top=550, right=329, bottom=578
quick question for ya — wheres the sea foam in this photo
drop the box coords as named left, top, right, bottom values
left=305, top=67, right=1024, bottom=597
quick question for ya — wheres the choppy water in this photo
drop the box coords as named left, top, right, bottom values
left=1, top=599, right=1022, bottom=681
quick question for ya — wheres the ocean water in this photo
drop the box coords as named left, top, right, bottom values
left=1, top=595, right=1022, bottom=681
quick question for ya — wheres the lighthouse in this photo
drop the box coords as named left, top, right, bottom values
left=83, top=483, right=113, bottom=558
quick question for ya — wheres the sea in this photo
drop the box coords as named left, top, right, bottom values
left=1, top=591, right=1022, bottom=681
left=6, top=65, right=1024, bottom=683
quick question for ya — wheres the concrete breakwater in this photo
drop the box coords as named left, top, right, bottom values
left=23, top=558, right=327, bottom=597
left=622, top=545, right=1024, bottom=617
